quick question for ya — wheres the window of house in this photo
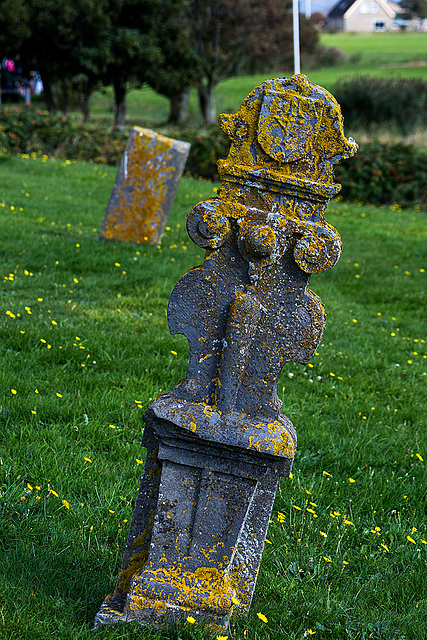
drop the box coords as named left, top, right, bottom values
left=360, top=1, right=369, bottom=12
left=374, top=20, right=386, bottom=29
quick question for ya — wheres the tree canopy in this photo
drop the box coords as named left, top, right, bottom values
left=1, top=0, right=320, bottom=126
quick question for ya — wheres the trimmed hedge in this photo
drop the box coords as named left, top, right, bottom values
left=1, top=108, right=425, bottom=209
left=0, top=107, right=128, bottom=165
left=333, top=76, right=427, bottom=135
left=335, top=142, right=426, bottom=209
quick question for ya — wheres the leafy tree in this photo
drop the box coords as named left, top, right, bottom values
left=145, top=1, right=200, bottom=124
left=100, top=0, right=165, bottom=128
left=0, top=0, right=112, bottom=115
left=178, top=0, right=320, bottom=125
left=0, top=0, right=184, bottom=125
left=399, top=0, right=427, bottom=19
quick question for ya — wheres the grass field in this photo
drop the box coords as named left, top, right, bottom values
left=0, top=154, right=426, bottom=640
left=84, top=31, right=427, bottom=130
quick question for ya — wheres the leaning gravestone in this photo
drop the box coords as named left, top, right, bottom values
left=99, top=127, right=190, bottom=246
left=95, top=74, right=357, bottom=631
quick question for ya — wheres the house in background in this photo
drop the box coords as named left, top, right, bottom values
left=326, top=0, right=415, bottom=31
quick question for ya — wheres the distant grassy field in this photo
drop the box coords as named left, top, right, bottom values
left=86, top=32, right=427, bottom=130
left=320, top=31, right=427, bottom=65
left=0, top=154, right=426, bottom=640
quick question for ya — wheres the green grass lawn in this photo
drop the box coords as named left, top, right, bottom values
left=0, top=155, right=426, bottom=640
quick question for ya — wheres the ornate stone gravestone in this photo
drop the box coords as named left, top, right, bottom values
left=99, top=127, right=190, bottom=246
left=95, top=74, right=357, bottom=631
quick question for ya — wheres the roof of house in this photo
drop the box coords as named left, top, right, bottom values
left=327, top=0, right=355, bottom=18
left=327, top=0, right=401, bottom=17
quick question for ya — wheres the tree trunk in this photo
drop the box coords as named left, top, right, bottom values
left=168, top=86, right=190, bottom=125
left=198, top=82, right=217, bottom=126
left=60, top=79, right=70, bottom=116
left=113, top=78, right=127, bottom=129
left=80, top=89, right=92, bottom=124
left=42, top=76, right=56, bottom=114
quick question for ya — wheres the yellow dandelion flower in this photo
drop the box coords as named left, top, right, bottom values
left=27, top=483, right=33, bottom=490
left=289, top=472, right=293, bottom=479
left=109, top=424, right=116, bottom=429
left=51, top=490, right=59, bottom=498
left=56, top=392, right=62, bottom=398
left=136, top=459, right=144, bottom=465
left=265, top=539, right=272, bottom=544
left=344, top=519, right=354, bottom=525
left=84, top=457, right=92, bottom=463
left=307, top=631, right=316, bottom=636
left=186, top=616, right=196, bottom=624
left=343, top=560, right=349, bottom=565
left=407, top=536, right=416, bottom=544
left=416, top=453, right=423, bottom=461
left=109, top=509, right=115, bottom=514
left=62, top=499, right=70, bottom=509
left=170, top=350, right=177, bottom=355
left=257, top=612, right=268, bottom=623
left=217, top=635, right=228, bottom=640
left=11, top=388, right=17, bottom=395
left=323, top=470, right=331, bottom=476
left=349, top=478, right=355, bottom=484
left=381, top=543, right=389, bottom=552
left=323, top=556, right=331, bottom=562
left=293, top=505, right=302, bottom=510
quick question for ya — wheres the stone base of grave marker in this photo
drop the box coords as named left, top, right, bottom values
left=99, top=127, right=190, bottom=246
left=95, top=395, right=296, bottom=630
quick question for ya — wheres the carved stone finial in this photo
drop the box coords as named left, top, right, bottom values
left=95, top=75, right=357, bottom=632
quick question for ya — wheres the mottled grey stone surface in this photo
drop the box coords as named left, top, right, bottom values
left=95, top=74, right=357, bottom=631
left=99, top=127, right=190, bottom=246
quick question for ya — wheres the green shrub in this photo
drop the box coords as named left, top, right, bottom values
left=0, top=108, right=229, bottom=178
left=335, top=141, right=427, bottom=208
left=1, top=108, right=425, bottom=209
left=304, top=45, right=348, bottom=70
left=0, top=107, right=128, bottom=165
left=171, top=126, right=230, bottom=180
left=333, top=76, right=427, bottom=135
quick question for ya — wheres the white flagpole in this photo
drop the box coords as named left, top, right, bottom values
left=293, top=0, right=301, bottom=74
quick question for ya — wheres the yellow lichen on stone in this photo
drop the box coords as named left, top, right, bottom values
left=128, top=564, right=240, bottom=614
left=99, top=127, right=190, bottom=246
